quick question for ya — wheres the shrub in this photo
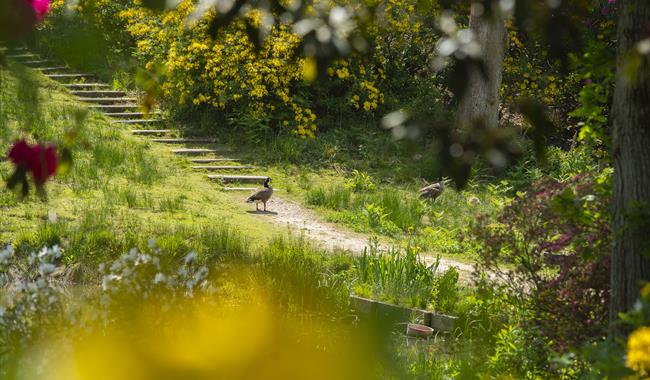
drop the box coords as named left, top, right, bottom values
left=471, top=168, right=612, bottom=350
left=346, top=170, right=376, bottom=193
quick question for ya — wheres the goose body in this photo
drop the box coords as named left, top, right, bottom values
left=246, top=177, right=273, bottom=211
left=419, top=181, right=444, bottom=201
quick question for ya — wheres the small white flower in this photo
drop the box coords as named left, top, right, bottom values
left=195, top=266, right=208, bottom=280
left=48, top=209, right=58, bottom=223
left=153, top=273, right=167, bottom=284
left=52, top=245, right=62, bottom=259
left=39, top=263, right=56, bottom=276
left=184, top=251, right=197, bottom=264
left=136, top=253, right=152, bottom=266
left=125, top=248, right=138, bottom=261
left=38, top=246, right=49, bottom=259
left=110, top=261, right=122, bottom=272
left=102, top=274, right=122, bottom=291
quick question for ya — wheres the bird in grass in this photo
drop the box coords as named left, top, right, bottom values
left=419, top=180, right=445, bottom=201
left=246, top=177, right=273, bottom=211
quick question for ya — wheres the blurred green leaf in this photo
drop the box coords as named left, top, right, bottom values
left=518, top=98, right=556, bottom=164
left=57, top=147, right=73, bottom=176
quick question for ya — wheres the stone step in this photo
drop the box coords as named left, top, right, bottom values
left=21, top=60, right=55, bottom=66
left=172, top=148, right=230, bottom=155
left=207, top=175, right=268, bottom=183
left=88, top=104, right=139, bottom=112
left=78, top=97, right=138, bottom=104
left=7, top=53, right=38, bottom=60
left=71, top=90, right=126, bottom=97
left=192, top=165, right=254, bottom=170
left=63, top=83, right=110, bottom=89
left=37, top=66, right=68, bottom=72
left=2, top=47, right=28, bottom=52
left=106, top=111, right=161, bottom=119
left=45, top=73, right=91, bottom=80
left=190, top=158, right=241, bottom=163
left=222, top=187, right=259, bottom=191
left=153, top=138, right=216, bottom=144
left=131, top=129, right=173, bottom=135
left=113, top=119, right=163, bottom=125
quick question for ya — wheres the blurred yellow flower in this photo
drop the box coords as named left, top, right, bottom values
left=641, top=282, right=650, bottom=300
left=627, top=326, right=650, bottom=376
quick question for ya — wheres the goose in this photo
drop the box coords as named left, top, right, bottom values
left=419, top=180, right=445, bottom=201
left=246, top=177, right=273, bottom=211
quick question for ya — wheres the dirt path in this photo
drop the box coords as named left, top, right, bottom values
left=255, top=197, right=475, bottom=274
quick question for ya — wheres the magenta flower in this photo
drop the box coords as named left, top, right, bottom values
left=26, top=0, right=50, bottom=21
left=7, top=139, right=58, bottom=184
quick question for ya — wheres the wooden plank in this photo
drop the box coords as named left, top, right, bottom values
left=172, top=148, right=229, bottom=155
left=71, top=90, right=126, bottom=97
left=131, top=129, right=172, bottom=135
left=350, top=295, right=457, bottom=332
left=190, top=158, right=239, bottom=163
left=192, top=165, right=254, bottom=170
left=113, top=119, right=163, bottom=125
left=21, top=60, right=55, bottom=65
left=106, top=112, right=161, bottom=118
left=207, top=175, right=268, bottom=183
left=88, top=104, right=139, bottom=112
left=37, top=66, right=67, bottom=72
left=45, top=73, right=90, bottom=79
left=7, top=53, right=38, bottom=59
left=151, top=138, right=216, bottom=144
left=222, top=187, right=258, bottom=191
left=78, top=97, right=138, bottom=104
left=63, top=83, right=110, bottom=88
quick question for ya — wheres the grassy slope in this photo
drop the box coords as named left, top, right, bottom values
left=0, top=63, right=294, bottom=280
left=0, top=58, right=514, bottom=274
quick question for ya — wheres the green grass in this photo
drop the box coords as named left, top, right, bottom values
left=0, top=62, right=290, bottom=281
left=256, top=161, right=504, bottom=261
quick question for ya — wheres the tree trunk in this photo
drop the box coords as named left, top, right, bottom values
left=610, top=0, right=650, bottom=335
left=456, top=3, right=507, bottom=130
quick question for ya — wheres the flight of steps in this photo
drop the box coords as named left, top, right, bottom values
left=2, top=45, right=270, bottom=192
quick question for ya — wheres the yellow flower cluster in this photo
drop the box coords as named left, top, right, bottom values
left=627, top=326, right=650, bottom=377
left=502, top=23, right=574, bottom=107
left=328, top=59, right=385, bottom=113
left=114, top=0, right=317, bottom=136
left=49, top=0, right=65, bottom=11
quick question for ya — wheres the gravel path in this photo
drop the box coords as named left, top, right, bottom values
left=253, top=197, right=475, bottom=274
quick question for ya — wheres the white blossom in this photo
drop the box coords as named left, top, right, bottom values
left=184, top=251, right=197, bottom=264
left=38, top=263, right=56, bottom=276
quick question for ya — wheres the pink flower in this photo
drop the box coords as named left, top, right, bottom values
left=30, top=144, right=58, bottom=184
left=8, top=139, right=34, bottom=167
left=26, top=0, right=50, bottom=21
left=7, top=140, right=58, bottom=184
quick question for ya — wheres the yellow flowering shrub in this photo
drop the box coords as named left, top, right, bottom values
left=40, top=0, right=452, bottom=137
left=627, top=326, right=650, bottom=377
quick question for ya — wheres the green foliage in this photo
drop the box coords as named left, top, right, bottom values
left=306, top=185, right=352, bottom=211
left=346, top=170, right=376, bottom=193
left=353, top=243, right=459, bottom=312
left=259, top=236, right=352, bottom=313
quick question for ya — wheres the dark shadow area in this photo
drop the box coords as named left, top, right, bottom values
left=246, top=210, right=278, bottom=215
